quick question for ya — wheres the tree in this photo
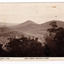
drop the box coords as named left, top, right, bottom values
left=44, top=21, right=58, bottom=56
left=54, top=27, right=64, bottom=56
left=49, top=21, right=58, bottom=28
left=45, top=21, right=64, bottom=56
left=5, top=36, right=44, bottom=57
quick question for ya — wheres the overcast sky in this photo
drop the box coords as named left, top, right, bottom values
left=0, top=3, right=64, bottom=24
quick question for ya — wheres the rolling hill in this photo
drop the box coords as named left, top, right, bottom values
left=41, top=20, right=64, bottom=31
left=0, top=20, right=64, bottom=44
left=13, top=20, right=64, bottom=42
left=0, top=26, right=30, bottom=44
left=14, top=20, right=64, bottom=33
left=14, top=20, right=42, bottom=32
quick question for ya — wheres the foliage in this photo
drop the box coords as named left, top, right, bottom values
left=45, top=21, right=64, bottom=56
left=3, top=36, right=44, bottom=57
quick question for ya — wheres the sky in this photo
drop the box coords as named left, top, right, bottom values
left=0, top=3, right=64, bottom=24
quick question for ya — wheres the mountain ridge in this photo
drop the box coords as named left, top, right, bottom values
left=0, top=20, right=64, bottom=44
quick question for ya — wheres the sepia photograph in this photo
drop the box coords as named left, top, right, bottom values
left=0, top=3, right=64, bottom=57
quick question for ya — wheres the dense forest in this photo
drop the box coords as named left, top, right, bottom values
left=0, top=21, right=64, bottom=57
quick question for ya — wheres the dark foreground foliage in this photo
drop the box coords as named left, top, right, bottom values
left=0, top=36, right=45, bottom=57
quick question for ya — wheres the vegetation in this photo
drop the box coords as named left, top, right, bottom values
left=0, top=21, right=64, bottom=57
left=45, top=21, right=64, bottom=56
left=0, top=36, right=45, bottom=57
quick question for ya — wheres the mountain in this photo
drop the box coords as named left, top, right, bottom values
left=13, top=20, right=64, bottom=42
left=0, top=26, right=30, bottom=44
left=14, top=20, right=42, bottom=33
left=41, top=20, right=64, bottom=30
left=19, top=20, right=37, bottom=26
left=0, top=26, right=13, bottom=34
left=15, top=20, right=37, bottom=27
left=0, top=20, right=64, bottom=44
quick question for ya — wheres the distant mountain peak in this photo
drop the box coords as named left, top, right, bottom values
left=16, top=20, right=38, bottom=27
left=23, top=20, right=37, bottom=25
left=14, top=20, right=38, bottom=28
